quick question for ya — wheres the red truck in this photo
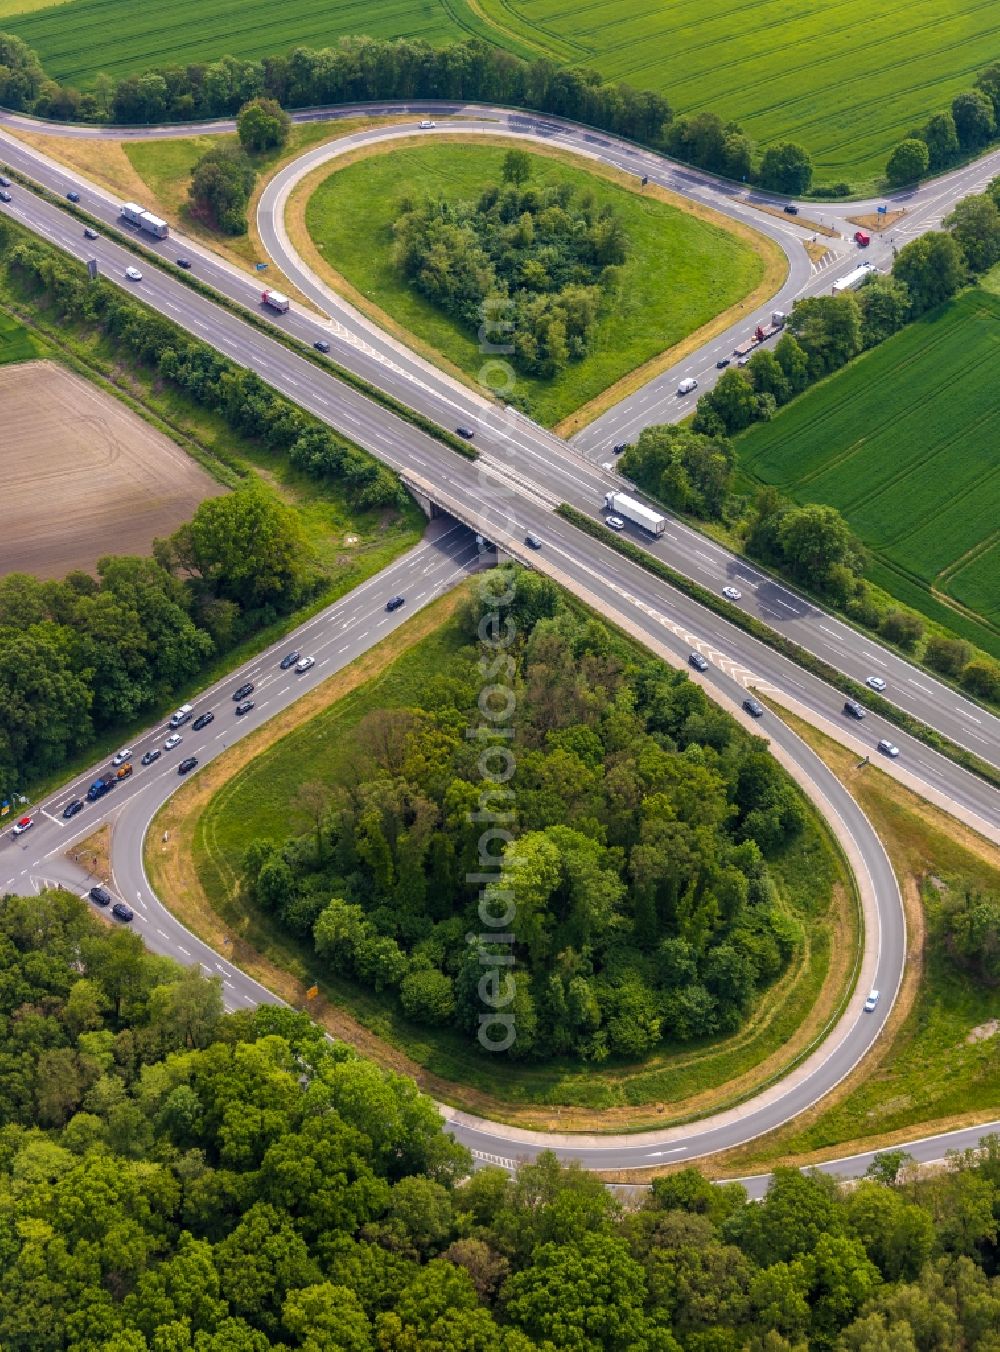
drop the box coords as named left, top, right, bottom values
left=854, top=230, right=870, bottom=247
left=733, top=310, right=787, bottom=359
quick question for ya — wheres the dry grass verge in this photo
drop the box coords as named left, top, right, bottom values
left=848, top=209, right=906, bottom=231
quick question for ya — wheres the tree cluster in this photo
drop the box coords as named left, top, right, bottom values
left=239, top=569, right=822, bottom=1063
left=619, top=426, right=734, bottom=520
left=885, top=64, right=1000, bottom=184
left=4, top=891, right=1000, bottom=1350
left=236, top=96, right=291, bottom=153
left=189, top=143, right=258, bottom=235
left=0, top=31, right=813, bottom=188
left=393, top=157, right=627, bottom=377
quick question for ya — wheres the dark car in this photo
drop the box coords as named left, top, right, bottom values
left=89, top=886, right=112, bottom=906
left=715, top=357, right=731, bottom=369
left=386, top=595, right=406, bottom=612
left=233, top=682, right=254, bottom=701
left=176, top=257, right=192, bottom=269
left=456, top=426, right=475, bottom=439
left=235, top=700, right=254, bottom=716
left=141, top=748, right=161, bottom=766
left=688, top=652, right=709, bottom=673
left=313, top=340, right=330, bottom=353
left=0, top=190, right=11, bottom=204
left=743, top=697, right=764, bottom=718
left=0, top=175, right=10, bottom=187
left=783, top=204, right=799, bottom=214
left=84, top=227, right=98, bottom=240
left=66, top=190, right=80, bottom=203
left=63, top=798, right=84, bottom=819
left=192, top=711, right=215, bottom=731
left=112, top=902, right=134, bottom=922
left=525, top=533, right=542, bottom=550
left=612, top=443, right=630, bottom=454
left=279, top=650, right=301, bottom=670
left=843, top=699, right=867, bottom=720
left=178, top=756, right=198, bottom=773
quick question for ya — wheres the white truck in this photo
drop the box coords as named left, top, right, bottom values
left=119, top=202, right=169, bottom=238
left=261, top=288, right=290, bottom=314
left=832, top=262, right=876, bottom=295
left=605, top=491, right=666, bottom=537
left=168, top=703, right=193, bottom=729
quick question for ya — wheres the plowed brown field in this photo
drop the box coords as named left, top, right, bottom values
left=0, top=361, right=224, bottom=578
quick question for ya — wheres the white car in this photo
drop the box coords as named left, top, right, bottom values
left=866, top=676, right=887, bottom=692
left=418, top=119, right=436, bottom=129
left=125, top=266, right=142, bottom=281
left=877, top=738, right=900, bottom=758
left=295, top=656, right=315, bottom=673
left=605, top=515, right=625, bottom=531
left=677, top=377, right=698, bottom=395
left=863, top=989, right=880, bottom=1012
left=164, top=733, right=183, bottom=750
left=722, top=586, right=742, bottom=602
left=112, top=747, right=132, bottom=766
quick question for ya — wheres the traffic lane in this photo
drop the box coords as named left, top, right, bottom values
left=1, top=185, right=994, bottom=787
left=1, top=528, right=478, bottom=888
left=539, top=514, right=999, bottom=828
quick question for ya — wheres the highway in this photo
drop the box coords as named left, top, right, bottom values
left=2, top=106, right=997, bottom=779
left=0, top=103, right=997, bottom=1179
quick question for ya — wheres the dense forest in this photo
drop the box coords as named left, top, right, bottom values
left=393, top=152, right=627, bottom=378
left=239, top=568, right=831, bottom=1062
left=3, top=890, right=1000, bottom=1350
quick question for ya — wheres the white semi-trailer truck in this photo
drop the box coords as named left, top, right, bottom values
left=119, top=202, right=169, bottom=238
left=605, top=491, right=666, bottom=536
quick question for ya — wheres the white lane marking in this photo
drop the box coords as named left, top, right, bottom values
left=862, top=652, right=887, bottom=668
left=178, top=945, right=191, bottom=956
left=958, top=709, right=982, bottom=725
left=909, top=678, right=934, bottom=694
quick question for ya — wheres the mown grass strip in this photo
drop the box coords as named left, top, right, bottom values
left=557, top=504, right=1000, bottom=791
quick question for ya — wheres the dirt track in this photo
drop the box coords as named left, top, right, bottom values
left=0, top=361, right=224, bottom=579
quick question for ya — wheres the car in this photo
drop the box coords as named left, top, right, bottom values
left=688, top=652, right=709, bottom=672
left=742, top=698, right=764, bottom=718
left=877, top=738, right=900, bottom=758
left=125, top=266, right=142, bottom=282
left=783, top=204, right=800, bottom=215
left=63, top=798, right=84, bottom=819
left=66, top=190, right=80, bottom=203
left=385, top=595, right=406, bottom=612
left=164, top=734, right=183, bottom=750
left=89, top=886, right=112, bottom=906
left=141, top=748, right=161, bottom=766
left=715, top=357, right=730, bottom=369
left=295, top=656, right=315, bottom=673
left=11, top=816, right=33, bottom=836
left=279, top=651, right=300, bottom=670
left=866, top=675, right=887, bottom=692
left=112, top=902, right=134, bottom=922
left=84, top=227, right=98, bottom=240
left=235, top=700, right=254, bottom=716
left=178, top=756, right=198, bottom=774
left=313, top=339, right=330, bottom=353
left=863, top=989, right=880, bottom=1012
left=0, top=190, right=11, bottom=204
left=605, top=515, right=625, bottom=530
left=456, top=426, right=475, bottom=439
left=677, top=377, right=698, bottom=395
left=722, top=585, right=742, bottom=602
left=232, top=682, right=254, bottom=701
left=176, top=257, right=192, bottom=269
left=525, top=533, right=543, bottom=549
left=736, top=355, right=750, bottom=367
left=115, top=763, right=133, bottom=780
left=192, top=712, right=214, bottom=731
left=112, top=747, right=132, bottom=766
left=601, top=460, right=615, bottom=472
left=0, top=175, right=10, bottom=187
left=843, top=699, right=867, bottom=720
left=418, top=119, right=436, bottom=129
left=612, top=442, right=629, bottom=454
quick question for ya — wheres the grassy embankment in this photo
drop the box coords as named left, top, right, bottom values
left=706, top=706, right=1000, bottom=1179
left=295, top=139, right=780, bottom=428
left=145, top=583, right=856, bottom=1129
